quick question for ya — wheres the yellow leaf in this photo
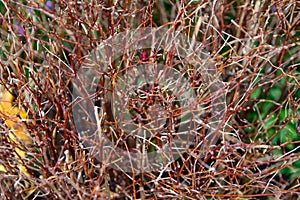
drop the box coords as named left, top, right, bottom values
left=0, top=89, right=31, bottom=177
left=0, top=164, right=7, bottom=172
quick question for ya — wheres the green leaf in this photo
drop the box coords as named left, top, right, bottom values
left=272, top=122, right=299, bottom=145
left=250, top=88, right=261, bottom=99
left=260, top=101, right=274, bottom=119
left=244, top=126, right=254, bottom=133
left=269, top=87, right=281, bottom=101
left=286, top=143, right=295, bottom=150
left=280, top=167, right=291, bottom=176
left=279, top=109, right=288, bottom=121
left=263, top=114, right=277, bottom=130
left=284, top=123, right=298, bottom=141
left=267, top=128, right=276, bottom=139
left=293, top=159, right=300, bottom=168
left=253, top=40, right=259, bottom=47
left=247, top=110, right=258, bottom=122
left=294, top=88, right=300, bottom=99
left=271, top=148, right=282, bottom=155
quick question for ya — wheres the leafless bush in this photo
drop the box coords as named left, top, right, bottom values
left=0, top=0, right=299, bottom=199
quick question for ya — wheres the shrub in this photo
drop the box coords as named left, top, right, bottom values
left=0, top=0, right=299, bottom=199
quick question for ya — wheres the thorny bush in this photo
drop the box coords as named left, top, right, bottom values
left=0, top=0, right=299, bottom=199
